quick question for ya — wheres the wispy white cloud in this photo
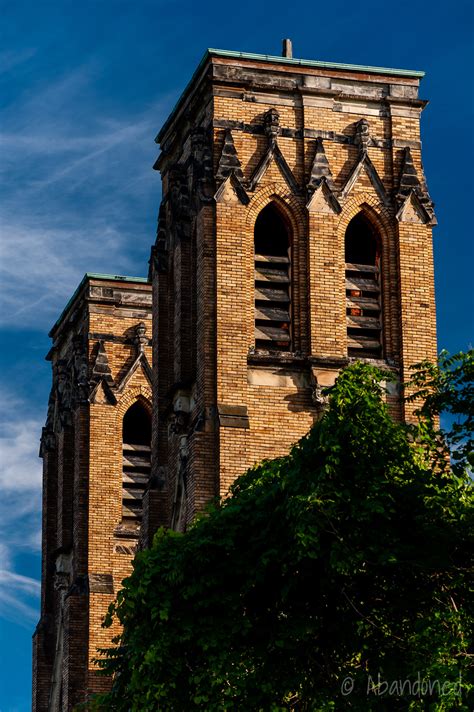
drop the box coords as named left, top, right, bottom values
left=0, top=56, right=168, bottom=633
left=0, top=47, right=37, bottom=76
left=0, top=570, right=40, bottom=626
left=0, top=415, right=43, bottom=491
left=0, top=389, right=42, bottom=625
left=0, top=542, right=12, bottom=571
left=0, top=63, right=167, bottom=330
left=0, top=570, right=40, bottom=597
left=0, top=221, right=135, bottom=327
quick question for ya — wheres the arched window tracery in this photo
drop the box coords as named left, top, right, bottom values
left=254, top=202, right=292, bottom=352
left=121, top=400, right=151, bottom=529
left=345, top=213, right=382, bottom=359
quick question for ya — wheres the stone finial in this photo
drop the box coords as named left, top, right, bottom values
left=264, top=107, right=281, bottom=140
left=397, top=146, right=423, bottom=197
left=282, top=38, right=293, bottom=58
left=307, top=137, right=335, bottom=193
left=90, top=342, right=114, bottom=386
left=397, top=146, right=436, bottom=223
left=88, top=341, right=116, bottom=405
left=215, top=129, right=244, bottom=183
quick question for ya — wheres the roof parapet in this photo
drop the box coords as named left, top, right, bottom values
left=155, top=47, right=425, bottom=145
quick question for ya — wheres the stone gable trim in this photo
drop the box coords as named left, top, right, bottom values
left=306, top=178, right=342, bottom=215
left=214, top=173, right=250, bottom=205
left=248, top=140, right=300, bottom=193
left=396, top=190, right=432, bottom=225
left=341, top=151, right=391, bottom=207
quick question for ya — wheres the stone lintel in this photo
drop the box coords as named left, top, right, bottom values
left=247, top=367, right=311, bottom=389
left=217, top=403, right=250, bottom=429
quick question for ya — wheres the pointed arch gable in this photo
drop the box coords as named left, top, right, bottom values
left=246, top=184, right=306, bottom=237
left=116, top=386, right=152, bottom=422
left=337, top=194, right=394, bottom=246
left=115, top=389, right=152, bottom=465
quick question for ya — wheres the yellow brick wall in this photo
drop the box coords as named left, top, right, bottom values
left=86, top=294, right=152, bottom=692
left=209, top=68, right=435, bottom=492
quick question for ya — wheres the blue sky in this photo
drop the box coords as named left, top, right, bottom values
left=0, top=0, right=473, bottom=709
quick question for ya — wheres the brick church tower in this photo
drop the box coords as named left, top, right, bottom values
left=34, top=45, right=437, bottom=709
left=148, top=45, right=437, bottom=535
left=32, top=275, right=152, bottom=710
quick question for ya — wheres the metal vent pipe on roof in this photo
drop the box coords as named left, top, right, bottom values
left=282, top=39, right=292, bottom=58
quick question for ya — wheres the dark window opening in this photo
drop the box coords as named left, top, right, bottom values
left=121, top=401, right=151, bottom=532
left=345, top=214, right=382, bottom=359
left=254, top=203, right=292, bottom=352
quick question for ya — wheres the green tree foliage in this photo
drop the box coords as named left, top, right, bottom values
left=93, top=358, right=473, bottom=711
left=406, top=350, right=473, bottom=478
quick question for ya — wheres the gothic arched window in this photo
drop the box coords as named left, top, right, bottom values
left=254, top=202, right=292, bottom=352
left=345, top=213, right=382, bottom=359
left=121, top=401, right=151, bottom=529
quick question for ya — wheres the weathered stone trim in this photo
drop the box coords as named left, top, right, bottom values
left=88, top=573, right=114, bottom=594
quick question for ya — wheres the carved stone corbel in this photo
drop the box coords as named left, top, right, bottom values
left=354, top=118, right=370, bottom=152
left=310, top=369, right=339, bottom=410
left=134, top=322, right=148, bottom=354
left=264, top=107, right=281, bottom=141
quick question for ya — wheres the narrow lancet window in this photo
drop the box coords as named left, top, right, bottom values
left=254, top=203, right=291, bottom=352
left=121, top=401, right=151, bottom=530
left=345, top=214, right=382, bottom=359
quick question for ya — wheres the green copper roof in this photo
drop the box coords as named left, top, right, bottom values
left=83, top=272, right=149, bottom=283
left=207, top=48, right=425, bottom=78
left=49, top=272, right=150, bottom=338
left=156, top=48, right=424, bottom=143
